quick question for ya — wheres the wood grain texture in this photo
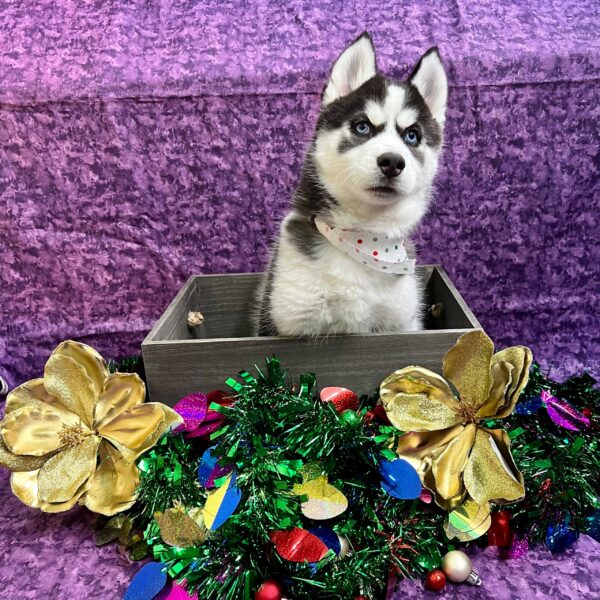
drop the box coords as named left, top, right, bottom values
left=142, top=266, right=482, bottom=405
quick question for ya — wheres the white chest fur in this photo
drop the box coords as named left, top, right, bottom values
left=268, top=214, right=423, bottom=336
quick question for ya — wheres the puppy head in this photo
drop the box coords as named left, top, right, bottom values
left=313, top=33, right=447, bottom=219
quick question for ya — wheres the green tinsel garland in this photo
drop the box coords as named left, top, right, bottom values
left=130, top=359, right=450, bottom=599
left=504, top=365, right=600, bottom=544
left=116, top=358, right=599, bottom=600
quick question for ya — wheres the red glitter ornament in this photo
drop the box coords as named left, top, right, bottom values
left=254, top=579, right=283, bottom=600
left=425, top=569, right=447, bottom=592
left=488, top=510, right=513, bottom=547
left=270, top=528, right=329, bottom=562
left=319, top=387, right=359, bottom=413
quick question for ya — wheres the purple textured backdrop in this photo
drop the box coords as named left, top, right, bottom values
left=1, top=0, right=599, bottom=390
left=1, top=1, right=599, bottom=598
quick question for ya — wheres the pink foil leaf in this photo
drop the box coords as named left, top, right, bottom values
left=173, top=393, right=208, bottom=433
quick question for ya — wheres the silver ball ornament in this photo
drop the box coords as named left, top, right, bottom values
left=337, top=534, right=350, bottom=558
left=442, top=550, right=481, bottom=586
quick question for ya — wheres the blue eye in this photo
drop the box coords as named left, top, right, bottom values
left=354, top=121, right=371, bottom=135
left=404, top=128, right=419, bottom=146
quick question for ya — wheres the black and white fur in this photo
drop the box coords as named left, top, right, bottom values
left=257, top=33, right=448, bottom=336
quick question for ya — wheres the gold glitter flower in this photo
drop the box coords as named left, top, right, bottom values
left=380, top=331, right=532, bottom=540
left=0, top=341, right=182, bottom=515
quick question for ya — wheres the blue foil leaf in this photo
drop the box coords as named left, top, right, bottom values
left=545, top=515, right=579, bottom=553
left=204, top=471, right=242, bottom=530
left=380, top=458, right=422, bottom=499
left=123, top=562, right=167, bottom=600
left=514, top=395, right=543, bottom=415
left=585, top=510, right=600, bottom=543
left=308, top=526, right=341, bottom=555
left=197, top=446, right=231, bottom=488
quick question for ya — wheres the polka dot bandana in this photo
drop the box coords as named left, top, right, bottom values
left=314, top=216, right=416, bottom=275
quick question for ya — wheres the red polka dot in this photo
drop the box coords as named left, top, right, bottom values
left=357, top=239, right=363, bottom=244
left=373, top=251, right=379, bottom=256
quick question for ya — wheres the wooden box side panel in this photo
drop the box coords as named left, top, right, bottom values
left=143, top=265, right=479, bottom=345
left=143, top=330, right=468, bottom=405
left=146, top=275, right=198, bottom=342
left=428, top=267, right=481, bottom=330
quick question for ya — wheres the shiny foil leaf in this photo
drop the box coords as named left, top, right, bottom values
left=444, top=498, right=491, bottom=541
left=380, top=458, right=422, bottom=499
left=155, top=508, right=207, bottom=548
left=203, top=472, right=242, bottom=530
left=270, top=527, right=330, bottom=563
left=292, top=475, right=348, bottom=520
left=124, top=562, right=168, bottom=600
left=319, top=387, right=359, bottom=414
left=543, top=390, right=591, bottom=431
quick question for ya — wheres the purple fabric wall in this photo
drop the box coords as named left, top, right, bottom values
left=0, top=2, right=599, bottom=598
left=1, top=1, right=599, bottom=392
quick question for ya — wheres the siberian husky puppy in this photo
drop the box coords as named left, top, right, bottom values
left=257, top=33, right=448, bottom=336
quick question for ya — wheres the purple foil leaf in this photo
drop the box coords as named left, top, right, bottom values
left=542, top=390, right=591, bottom=431
left=173, top=393, right=208, bottom=433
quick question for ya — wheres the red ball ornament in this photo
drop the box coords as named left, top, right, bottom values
left=425, top=569, right=447, bottom=592
left=488, top=510, right=513, bottom=547
left=354, top=596, right=370, bottom=600
left=254, top=579, right=283, bottom=600
left=364, top=404, right=391, bottom=425
left=582, top=407, right=592, bottom=418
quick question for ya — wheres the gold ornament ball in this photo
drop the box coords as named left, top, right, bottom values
left=442, top=550, right=473, bottom=583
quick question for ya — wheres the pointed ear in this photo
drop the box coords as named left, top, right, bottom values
left=322, top=33, right=377, bottom=106
left=409, top=48, right=448, bottom=124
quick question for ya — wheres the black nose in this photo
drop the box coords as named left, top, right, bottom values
left=377, top=153, right=405, bottom=178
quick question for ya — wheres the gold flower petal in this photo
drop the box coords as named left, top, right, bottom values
left=5, top=378, right=61, bottom=415
left=37, top=436, right=99, bottom=503
left=93, top=373, right=146, bottom=430
left=381, top=367, right=459, bottom=407
left=463, top=428, right=525, bottom=506
left=84, top=441, right=139, bottom=516
left=490, top=346, right=533, bottom=418
left=381, top=368, right=463, bottom=432
left=443, top=330, right=494, bottom=408
left=41, top=484, right=89, bottom=513
left=45, top=354, right=97, bottom=427
left=106, top=402, right=183, bottom=462
left=0, top=434, right=54, bottom=471
left=11, top=469, right=89, bottom=513
left=427, top=481, right=467, bottom=511
left=432, top=424, right=476, bottom=501
left=104, top=405, right=183, bottom=463
left=98, top=403, right=165, bottom=453
left=52, top=341, right=110, bottom=399
left=396, top=426, right=466, bottom=478
left=444, top=497, right=491, bottom=541
left=476, top=361, right=514, bottom=419
left=1, top=405, right=82, bottom=456
left=10, top=470, right=42, bottom=508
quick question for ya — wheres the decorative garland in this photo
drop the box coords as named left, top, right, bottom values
left=0, top=333, right=598, bottom=600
